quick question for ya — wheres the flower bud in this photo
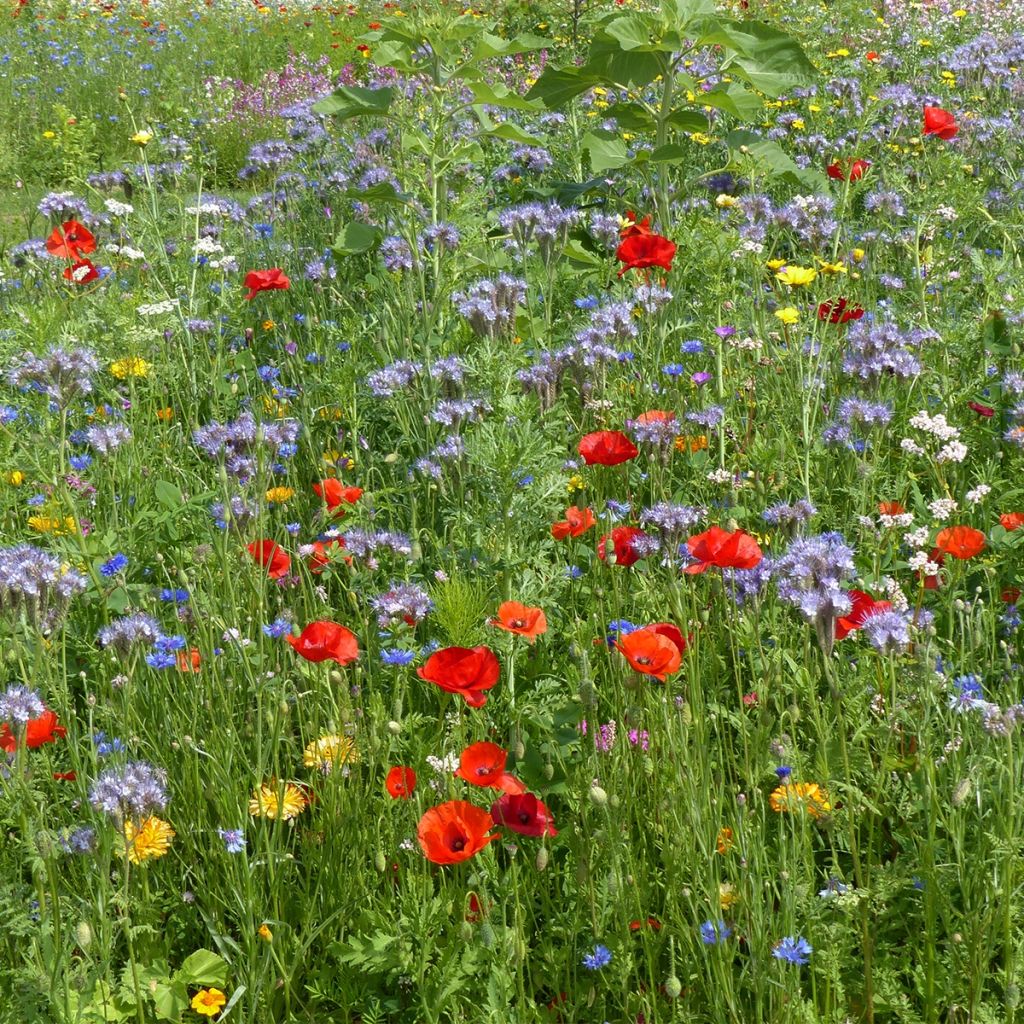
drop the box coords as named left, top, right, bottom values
left=589, top=785, right=608, bottom=806
left=535, top=847, right=549, bottom=871
left=386, top=720, right=402, bottom=735
left=665, top=975, right=683, bottom=1000
left=75, top=922, right=93, bottom=949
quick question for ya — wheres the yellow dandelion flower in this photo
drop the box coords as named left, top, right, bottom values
left=110, top=357, right=151, bottom=380
left=262, top=320, right=275, bottom=331
left=265, top=486, right=294, bottom=504
left=258, top=923, right=273, bottom=942
left=774, top=308, right=801, bottom=326
left=952, top=8, right=967, bottom=16
left=566, top=473, right=586, bottom=494
left=123, top=816, right=175, bottom=864
left=6, top=471, right=24, bottom=486
left=42, top=130, right=57, bottom=140
left=765, top=258, right=787, bottom=271
left=690, top=132, right=712, bottom=145
left=130, top=129, right=153, bottom=147
left=719, top=882, right=738, bottom=909
left=190, top=988, right=227, bottom=1018
left=769, top=781, right=831, bottom=818
left=29, top=516, right=77, bottom=536
left=816, top=259, right=847, bottom=275
left=303, top=733, right=359, bottom=773
left=715, top=194, right=738, bottom=209
left=851, top=248, right=866, bottom=262
left=825, top=48, right=850, bottom=58
left=249, top=779, right=307, bottom=820
left=775, top=265, right=817, bottom=287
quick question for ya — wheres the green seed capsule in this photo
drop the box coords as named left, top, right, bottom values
left=374, top=851, right=386, bottom=873
left=535, top=847, right=549, bottom=871
left=665, top=975, right=683, bottom=1000
left=589, top=785, right=608, bottom=806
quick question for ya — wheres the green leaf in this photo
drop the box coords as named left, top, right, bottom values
left=983, top=310, right=1012, bottom=355
left=346, top=181, right=410, bottom=205
left=562, top=239, right=604, bottom=267
left=525, top=67, right=599, bottom=107
left=664, top=108, right=710, bottom=133
left=604, top=102, right=656, bottom=132
left=106, top=587, right=130, bottom=615
left=480, top=121, right=543, bottom=146
left=725, top=130, right=829, bottom=190
left=661, top=0, right=716, bottom=24
left=312, top=85, right=394, bottom=120
left=176, top=949, right=228, bottom=987
left=581, top=130, right=629, bottom=173
left=699, top=83, right=764, bottom=119
left=471, top=32, right=550, bottom=62
left=468, top=81, right=544, bottom=113
left=646, top=143, right=690, bottom=163
left=603, top=15, right=656, bottom=51
left=152, top=980, right=189, bottom=1022
left=333, top=222, right=383, bottom=256
left=154, top=479, right=181, bottom=509
left=706, top=21, right=818, bottom=98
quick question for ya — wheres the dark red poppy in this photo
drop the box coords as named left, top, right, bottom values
left=620, top=211, right=652, bottom=238
left=286, top=621, right=359, bottom=665
left=417, top=800, right=497, bottom=864
left=417, top=646, right=500, bottom=708
left=968, top=401, right=995, bottom=418
left=923, top=105, right=957, bottom=140
left=62, top=259, right=99, bottom=284
left=935, top=525, right=985, bottom=560
left=597, top=526, right=648, bottom=567
left=312, top=479, right=363, bottom=515
left=826, top=158, right=870, bottom=182
left=0, top=709, right=66, bottom=753
left=647, top=622, right=688, bottom=656
left=490, top=792, right=558, bottom=837
left=818, top=297, right=865, bottom=324
left=1001, top=513, right=1024, bottom=532
left=46, top=220, right=97, bottom=260
left=578, top=430, right=639, bottom=466
left=552, top=506, right=597, bottom=540
left=866, top=50, right=879, bottom=61
left=835, top=589, right=893, bottom=640
left=1002, top=587, right=1021, bottom=604
left=53, top=771, right=78, bottom=781
left=243, top=267, right=290, bottom=300
left=247, top=539, right=291, bottom=580
left=455, top=741, right=525, bottom=795
left=385, top=766, right=416, bottom=799
left=685, top=526, right=763, bottom=574
left=615, top=232, right=676, bottom=278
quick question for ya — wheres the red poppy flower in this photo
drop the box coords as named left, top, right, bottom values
left=818, top=297, right=865, bottom=324
left=835, top=590, right=893, bottom=640
left=1003, top=587, right=1021, bottom=604
left=878, top=501, right=906, bottom=516
left=616, top=627, right=682, bottom=681
left=935, top=525, right=985, bottom=560
left=490, top=601, right=547, bottom=643
left=286, top=621, right=359, bottom=665
left=826, top=158, right=870, bottom=182
left=465, top=893, right=487, bottom=922
left=53, top=771, right=78, bottom=782
left=619, top=211, right=652, bottom=238
left=417, top=646, right=500, bottom=708
left=635, top=409, right=676, bottom=425
left=551, top=506, right=596, bottom=540
left=455, top=741, right=526, bottom=795
left=615, top=232, right=676, bottom=278
left=247, top=539, right=291, bottom=580
left=866, top=50, right=879, bottom=61
left=307, top=537, right=347, bottom=573
left=629, top=917, right=662, bottom=932
left=312, top=479, right=363, bottom=515
left=177, top=648, right=202, bottom=673
left=490, top=792, right=557, bottom=837
left=63, top=259, right=99, bottom=284
left=417, top=800, right=497, bottom=864
left=919, top=547, right=945, bottom=590
left=685, top=526, right=763, bottom=574
left=0, top=709, right=66, bottom=754
left=578, top=430, right=639, bottom=466
left=923, top=105, right=957, bottom=140
left=1001, top=513, right=1024, bottom=532
left=647, top=622, right=688, bottom=656
left=968, top=401, right=995, bottom=418
left=243, top=267, right=290, bottom=300
left=385, top=766, right=416, bottom=799
left=597, top=526, right=648, bottom=567
left=46, top=220, right=97, bottom=260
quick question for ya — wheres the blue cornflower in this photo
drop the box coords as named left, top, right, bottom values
left=253, top=223, right=273, bottom=238
left=775, top=765, right=793, bottom=780
left=566, top=565, right=583, bottom=579
left=381, top=648, right=416, bottom=666
left=582, top=944, right=612, bottom=970
left=154, top=634, right=186, bottom=652
left=69, top=454, right=93, bottom=471
left=92, top=731, right=125, bottom=757
left=700, top=919, right=732, bottom=945
left=681, top=339, right=705, bottom=354
left=159, top=588, right=189, bottom=603
left=605, top=499, right=631, bottom=516
left=145, top=652, right=177, bottom=670
left=100, top=553, right=129, bottom=577
left=285, top=522, right=301, bottom=536
left=662, top=363, right=686, bottom=376
left=575, top=295, right=599, bottom=309
left=605, top=619, right=638, bottom=647
left=262, top=618, right=292, bottom=639
left=27, top=494, right=46, bottom=507
left=773, top=936, right=813, bottom=965
left=218, top=828, right=246, bottom=853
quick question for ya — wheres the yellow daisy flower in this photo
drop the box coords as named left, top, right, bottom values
left=110, top=357, right=151, bottom=380
left=775, top=265, right=817, bottom=287
left=265, top=487, right=294, bottom=504
left=123, top=816, right=175, bottom=864
left=769, top=781, right=831, bottom=818
left=774, top=308, right=801, bottom=326
left=190, top=988, right=227, bottom=1018
left=303, top=734, right=359, bottom=774
left=249, top=780, right=307, bottom=820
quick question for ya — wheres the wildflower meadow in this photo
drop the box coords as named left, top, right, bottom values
left=2, top=0, right=1024, bottom=1020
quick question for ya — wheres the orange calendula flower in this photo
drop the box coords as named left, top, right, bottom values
left=190, top=988, right=227, bottom=1018
left=490, top=601, right=547, bottom=643
left=716, top=827, right=734, bottom=855
left=122, top=816, right=175, bottom=864
left=769, top=782, right=831, bottom=818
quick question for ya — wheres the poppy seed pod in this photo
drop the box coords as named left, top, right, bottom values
left=589, top=785, right=608, bottom=806
left=535, top=847, right=549, bottom=871
left=665, top=976, right=683, bottom=1000
left=374, top=851, right=386, bottom=872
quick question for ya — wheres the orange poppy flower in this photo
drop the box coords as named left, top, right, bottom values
left=635, top=409, right=676, bottom=425
left=647, top=622, right=688, bottom=656
left=490, top=601, right=547, bottom=643
left=551, top=506, right=596, bottom=540
left=878, top=501, right=906, bottom=516
left=685, top=526, right=763, bottom=574
left=616, top=627, right=682, bottom=681
left=247, top=539, right=291, bottom=579
left=835, top=590, right=892, bottom=640
left=286, top=621, right=359, bottom=665
left=1000, top=513, right=1024, bottom=532
left=417, top=800, right=497, bottom=865
left=45, top=220, right=97, bottom=260
left=577, top=430, right=638, bottom=466
left=0, top=709, right=66, bottom=753
left=455, top=741, right=525, bottom=794
left=417, top=646, right=500, bottom=708
left=177, top=648, right=202, bottom=673
left=385, top=766, right=416, bottom=799
left=312, top=478, right=363, bottom=515
left=935, top=525, right=986, bottom=560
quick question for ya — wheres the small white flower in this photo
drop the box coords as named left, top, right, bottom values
left=966, top=484, right=991, bottom=504
left=904, top=527, right=930, bottom=548
left=104, top=198, right=134, bottom=217
left=900, top=438, right=926, bottom=456
left=928, top=498, right=958, bottom=521
left=707, top=468, right=733, bottom=484
left=936, top=440, right=968, bottom=463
